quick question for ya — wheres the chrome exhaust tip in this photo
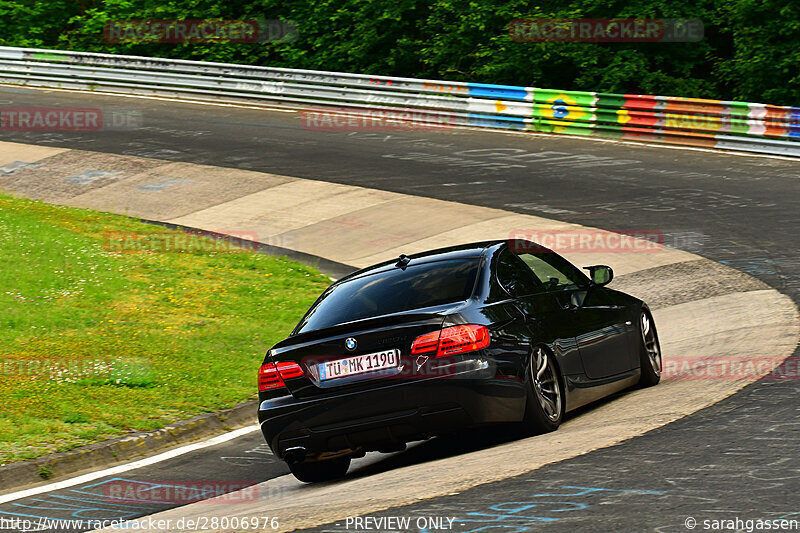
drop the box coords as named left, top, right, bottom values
left=283, top=446, right=307, bottom=464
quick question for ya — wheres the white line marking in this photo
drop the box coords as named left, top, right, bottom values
left=0, top=425, right=259, bottom=505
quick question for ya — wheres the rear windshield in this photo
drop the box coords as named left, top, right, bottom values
left=294, top=258, right=481, bottom=334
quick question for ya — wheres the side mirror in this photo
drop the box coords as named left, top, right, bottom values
left=584, top=265, right=613, bottom=287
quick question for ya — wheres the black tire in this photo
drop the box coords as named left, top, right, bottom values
left=637, top=310, right=662, bottom=387
left=523, top=346, right=564, bottom=434
left=288, top=456, right=351, bottom=483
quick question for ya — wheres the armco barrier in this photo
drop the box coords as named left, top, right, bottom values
left=1, top=46, right=799, bottom=157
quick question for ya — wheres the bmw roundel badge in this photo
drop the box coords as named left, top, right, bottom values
left=345, top=337, right=357, bottom=351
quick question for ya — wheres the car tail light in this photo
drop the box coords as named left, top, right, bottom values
left=276, top=361, right=304, bottom=379
left=411, top=330, right=441, bottom=355
left=411, top=325, right=490, bottom=358
left=258, top=361, right=304, bottom=392
left=258, top=363, right=284, bottom=392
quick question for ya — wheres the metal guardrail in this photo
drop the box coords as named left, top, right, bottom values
left=1, top=46, right=799, bottom=157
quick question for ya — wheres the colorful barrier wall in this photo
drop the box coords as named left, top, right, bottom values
left=1, top=46, right=798, bottom=157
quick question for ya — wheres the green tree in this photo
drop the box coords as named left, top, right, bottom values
left=0, top=0, right=797, bottom=105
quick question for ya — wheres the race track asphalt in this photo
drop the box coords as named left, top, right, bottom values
left=0, top=85, right=798, bottom=532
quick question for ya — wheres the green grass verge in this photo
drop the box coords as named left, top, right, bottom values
left=0, top=193, right=331, bottom=464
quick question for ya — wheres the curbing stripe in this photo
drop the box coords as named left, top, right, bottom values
left=0, top=401, right=257, bottom=497
left=0, top=425, right=260, bottom=506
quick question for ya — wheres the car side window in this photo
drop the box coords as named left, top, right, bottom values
left=496, top=249, right=543, bottom=297
left=517, top=252, right=587, bottom=292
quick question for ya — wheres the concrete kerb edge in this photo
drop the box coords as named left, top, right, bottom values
left=0, top=400, right=258, bottom=495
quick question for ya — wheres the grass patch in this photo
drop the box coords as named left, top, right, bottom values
left=0, top=193, right=331, bottom=464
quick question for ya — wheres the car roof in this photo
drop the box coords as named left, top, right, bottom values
left=336, top=240, right=506, bottom=285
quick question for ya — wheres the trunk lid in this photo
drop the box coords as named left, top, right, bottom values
left=269, top=304, right=460, bottom=399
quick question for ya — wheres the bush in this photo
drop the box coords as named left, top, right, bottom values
left=0, top=0, right=797, bottom=105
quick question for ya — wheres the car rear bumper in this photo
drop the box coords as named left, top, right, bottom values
left=258, top=361, right=526, bottom=459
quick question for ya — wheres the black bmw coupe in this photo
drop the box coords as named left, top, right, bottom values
left=258, top=239, right=661, bottom=482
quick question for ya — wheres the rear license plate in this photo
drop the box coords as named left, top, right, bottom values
left=318, top=349, right=400, bottom=381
